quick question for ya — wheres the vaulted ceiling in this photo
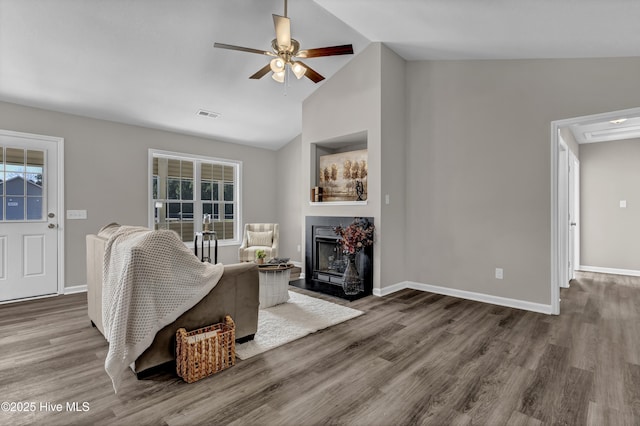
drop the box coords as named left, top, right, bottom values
left=1, top=0, right=639, bottom=150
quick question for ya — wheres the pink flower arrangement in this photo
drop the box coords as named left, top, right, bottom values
left=334, top=218, right=375, bottom=255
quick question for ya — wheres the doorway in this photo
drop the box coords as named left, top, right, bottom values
left=551, top=106, right=640, bottom=314
left=0, top=130, right=64, bottom=302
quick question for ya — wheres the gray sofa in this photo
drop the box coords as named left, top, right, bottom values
left=86, top=232, right=259, bottom=376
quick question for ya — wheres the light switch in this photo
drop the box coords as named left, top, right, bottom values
left=385, top=194, right=390, bottom=205
left=67, top=210, right=88, bottom=219
left=620, top=200, right=627, bottom=208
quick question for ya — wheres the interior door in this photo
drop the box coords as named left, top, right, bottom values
left=0, top=131, right=59, bottom=302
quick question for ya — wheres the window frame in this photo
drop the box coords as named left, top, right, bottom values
left=148, top=149, right=242, bottom=246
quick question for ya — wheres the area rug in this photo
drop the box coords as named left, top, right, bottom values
left=235, top=291, right=364, bottom=359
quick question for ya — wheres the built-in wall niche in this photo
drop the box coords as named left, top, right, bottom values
left=311, top=131, right=368, bottom=204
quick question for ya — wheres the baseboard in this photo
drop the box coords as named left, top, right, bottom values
left=578, top=265, right=640, bottom=277
left=0, top=293, right=58, bottom=305
left=373, top=281, right=410, bottom=297
left=373, top=281, right=552, bottom=315
left=64, top=284, right=88, bottom=295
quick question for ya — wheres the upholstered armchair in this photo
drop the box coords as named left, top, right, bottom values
left=238, top=223, right=279, bottom=262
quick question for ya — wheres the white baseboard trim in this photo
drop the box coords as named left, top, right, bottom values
left=373, top=281, right=410, bottom=297
left=578, top=265, right=640, bottom=277
left=374, top=281, right=552, bottom=315
left=64, top=284, right=87, bottom=295
left=0, top=293, right=58, bottom=305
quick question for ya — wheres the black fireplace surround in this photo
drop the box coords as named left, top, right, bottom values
left=295, top=216, right=373, bottom=301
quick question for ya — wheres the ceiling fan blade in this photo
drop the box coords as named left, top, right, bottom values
left=296, top=44, right=354, bottom=58
left=296, top=61, right=325, bottom=83
left=214, top=42, right=275, bottom=56
left=273, top=14, right=291, bottom=49
left=249, top=64, right=272, bottom=80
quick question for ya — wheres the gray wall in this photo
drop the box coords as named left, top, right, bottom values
left=276, top=134, right=303, bottom=263
left=580, top=139, right=640, bottom=271
left=406, top=57, right=640, bottom=305
left=380, top=44, right=407, bottom=288
left=0, top=101, right=277, bottom=288
left=296, top=42, right=408, bottom=290
left=301, top=43, right=383, bottom=289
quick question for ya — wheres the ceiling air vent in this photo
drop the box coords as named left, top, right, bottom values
left=197, top=109, right=221, bottom=119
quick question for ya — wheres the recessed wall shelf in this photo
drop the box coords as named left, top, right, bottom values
left=309, top=201, right=368, bottom=206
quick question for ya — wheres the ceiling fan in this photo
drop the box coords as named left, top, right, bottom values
left=213, top=0, right=354, bottom=84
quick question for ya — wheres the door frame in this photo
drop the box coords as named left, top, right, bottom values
left=557, top=135, right=569, bottom=289
left=0, top=129, right=65, bottom=299
left=568, top=151, right=580, bottom=281
left=550, top=106, right=640, bottom=315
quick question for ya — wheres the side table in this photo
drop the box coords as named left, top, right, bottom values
left=258, top=263, right=293, bottom=308
left=194, top=231, right=218, bottom=264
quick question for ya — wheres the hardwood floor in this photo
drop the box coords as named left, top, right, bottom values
left=1, top=271, right=639, bottom=425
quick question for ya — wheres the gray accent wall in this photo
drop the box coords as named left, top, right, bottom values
left=580, top=139, right=640, bottom=272
left=299, top=43, right=408, bottom=291
left=301, top=43, right=383, bottom=289
left=0, top=101, right=277, bottom=288
left=405, top=57, right=640, bottom=305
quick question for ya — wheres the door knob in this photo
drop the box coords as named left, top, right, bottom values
left=48, top=223, right=56, bottom=229
left=570, top=222, right=577, bottom=226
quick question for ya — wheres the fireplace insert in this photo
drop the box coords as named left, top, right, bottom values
left=294, top=216, right=373, bottom=300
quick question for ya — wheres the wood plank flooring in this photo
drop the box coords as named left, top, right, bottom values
left=0, top=271, right=639, bottom=425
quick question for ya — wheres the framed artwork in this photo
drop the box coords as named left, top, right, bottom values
left=318, top=149, right=368, bottom=201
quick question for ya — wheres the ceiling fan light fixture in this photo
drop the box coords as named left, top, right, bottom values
left=291, top=62, right=306, bottom=79
left=213, top=0, right=352, bottom=85
left=270, top=58, right=285, bottom=73
left=272, top=70, right=285, bottom=83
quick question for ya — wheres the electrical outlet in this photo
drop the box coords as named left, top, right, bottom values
left=620, top=200, right=627, bottom=208
left=495, top=268, right=504, bottom=280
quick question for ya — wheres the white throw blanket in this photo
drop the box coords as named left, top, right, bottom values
left=102, top=226, right=224, bottom=392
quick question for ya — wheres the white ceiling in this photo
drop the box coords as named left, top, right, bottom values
left=315, top=0, right=640, bottom=61
left=2, top=1, right=640, bottom=150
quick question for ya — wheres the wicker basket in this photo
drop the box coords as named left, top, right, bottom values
left=176, top=315, right=236, bottom=383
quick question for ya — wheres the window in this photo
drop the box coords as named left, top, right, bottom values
left=150, top=150, right=241, bottom=244
left=0, top=146, right=45, bottom=221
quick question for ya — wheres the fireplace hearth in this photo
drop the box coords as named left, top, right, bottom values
left=292, top=216, right=373, bottom=300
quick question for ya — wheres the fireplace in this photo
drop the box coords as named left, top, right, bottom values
left=293, top=216, right=373, bottom=300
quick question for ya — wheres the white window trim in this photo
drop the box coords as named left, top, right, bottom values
left=148, top=148, right=242, bottom=246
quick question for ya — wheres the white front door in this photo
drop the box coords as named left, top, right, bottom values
left=0, top=130, right=61, bottom=302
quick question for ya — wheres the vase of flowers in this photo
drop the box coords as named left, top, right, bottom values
left=334, top=218, right=375, bottom=295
